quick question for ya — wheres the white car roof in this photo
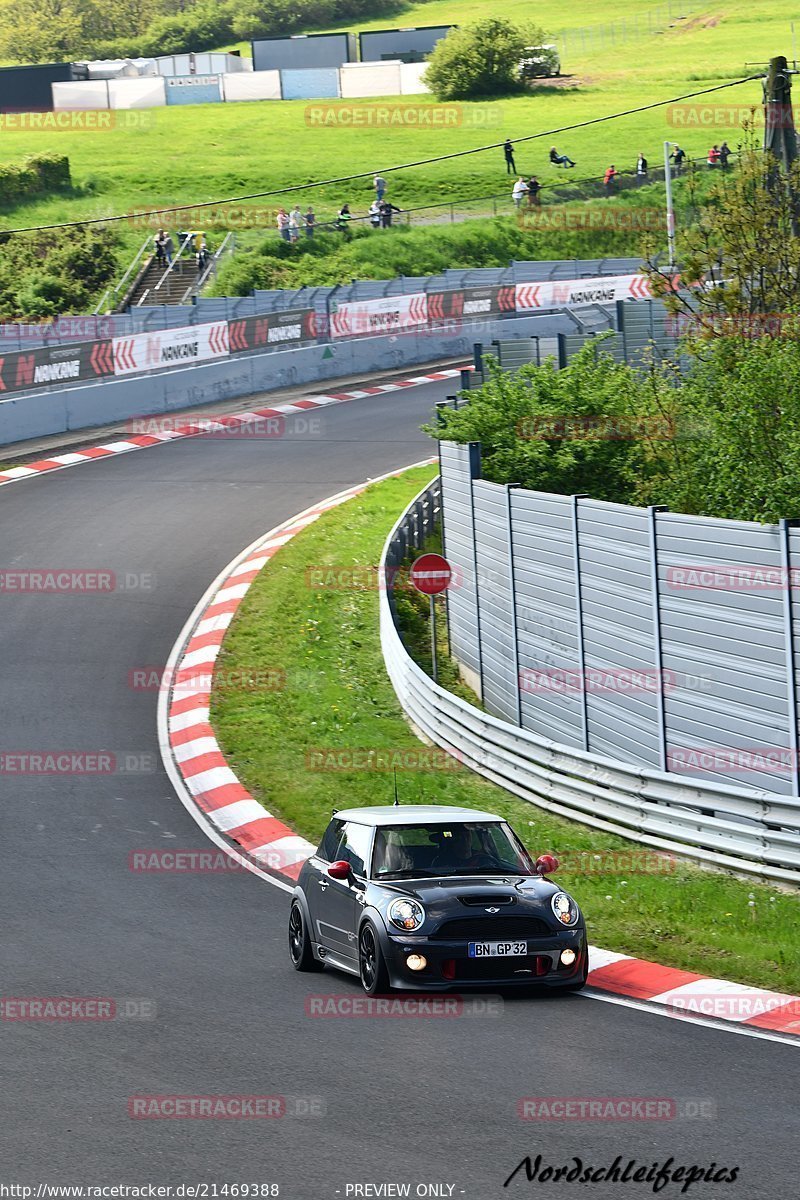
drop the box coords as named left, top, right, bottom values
left=331, top=804, right=503, bottom=827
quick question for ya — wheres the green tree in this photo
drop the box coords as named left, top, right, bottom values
left=423, top=340, right=676, bottom=503
left=649, top=127, right=800, bottom=339
left=423, top=18, right=544, bottom=100
left=644, top=336, right=800, bottom=522
left=0, top=0, right=86, bottom=62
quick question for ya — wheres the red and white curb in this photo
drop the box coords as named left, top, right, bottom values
left=158, top=472, right=800, bottom=1044
left=0, top=367, right=464, bottom=490
left=159, top=462, right=436, bottom=884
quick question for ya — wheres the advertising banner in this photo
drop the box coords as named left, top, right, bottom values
left=330, top=293, right=427, bottom=339
left=228, top=309, right=317, bottom=352
left=427, top=285, right=516, bottom=323
left=113, top=323, right=229, bottom=377
left=515, top=274, right=653, bottom=312
left=0, top=339, right=114, bottom=394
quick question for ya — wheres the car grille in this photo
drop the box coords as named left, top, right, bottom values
left=430, top=916, right=550, bottom=940
left=456, top=954, right=553, bottom=981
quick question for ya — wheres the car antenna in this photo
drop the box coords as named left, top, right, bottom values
left=393, top=768, right=400, bottom=806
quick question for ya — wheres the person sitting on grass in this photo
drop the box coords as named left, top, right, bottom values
left=550, top=145, right=576, bottom=168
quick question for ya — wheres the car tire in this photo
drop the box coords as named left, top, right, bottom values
left=359, top=921, right=390, bottom=995
left=288, top=901, right=323, bottom=972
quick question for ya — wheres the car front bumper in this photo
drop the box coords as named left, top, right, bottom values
left=381, top=927, right=588, bottom=991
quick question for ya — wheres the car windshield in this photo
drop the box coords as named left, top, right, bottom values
left=371, top=821, right=535, bottom=880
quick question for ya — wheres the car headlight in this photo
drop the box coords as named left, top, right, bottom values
left=551, top=891, right=579, bottom=927
left=388, top=898, right=426, bottom=931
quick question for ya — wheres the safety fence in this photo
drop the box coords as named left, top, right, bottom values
left=380, top=479, right=800, bottom=885
left=556, top=1, right=700, bottom=58
left=0, top=257, right=645, bottom=399
left=435, top=439, right=800, bottom=802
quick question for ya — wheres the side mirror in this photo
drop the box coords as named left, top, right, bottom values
left=328, top=859, right=352, bottom=881
left=535, top=854, right=559, bottom=876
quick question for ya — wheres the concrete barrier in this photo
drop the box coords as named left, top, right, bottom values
left=0, top=312, right=573, bottom=447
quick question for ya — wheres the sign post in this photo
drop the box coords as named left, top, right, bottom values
left=409, top=553, right=452, bottom=684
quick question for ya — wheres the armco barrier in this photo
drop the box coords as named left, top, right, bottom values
left=380, top=480, right=800, bottom=885
left=0, top=311, right=575, bottom=446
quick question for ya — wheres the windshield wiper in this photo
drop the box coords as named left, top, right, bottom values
left=375, top=868, right=440, bottom=879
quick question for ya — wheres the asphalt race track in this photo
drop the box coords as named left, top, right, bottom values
left=1, top=377, right=796, bottom=1199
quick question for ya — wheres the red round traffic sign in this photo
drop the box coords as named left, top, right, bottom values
left=409, top=553, right=452, bottom=596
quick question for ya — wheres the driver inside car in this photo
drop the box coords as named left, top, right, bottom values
left=431, top=825, right=497, bottom=872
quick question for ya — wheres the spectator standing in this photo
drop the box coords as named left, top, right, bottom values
left=550, top=146, right=575, bottom=168
left=504, top=139, right=517, bottom=174
left=604, top=165, right=618, bottom=195
left=379, top=200, right=401, bottom=228
left=512, top=176, right=528, bottom=209
left=636, top=151, right=648, bottom=182
left=374, top=175, right=387, bottom=202
left=196, top=237, right=210, bottom=276
left=527, top=175, right=541, bottom=207
left=719, top=141, right=731, bottom=170
left=337, top=203, right=353, bottom=235
left=288, top=206, right=301, bottom=242
left=671, top=144, right=686, bottom=174
left=304, top=206, right=315, bottom=238
left=369, top=199, right=382, bottom=228
left=276, top=208, right=290, bottom=241
left=154, top=229, right=167, bottom=267
left=707, top=145, right=720, bottom=168
left=163, top=232, right=174, bottom=265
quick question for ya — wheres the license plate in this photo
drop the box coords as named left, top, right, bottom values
left=468, top=941, right=528, bottom=958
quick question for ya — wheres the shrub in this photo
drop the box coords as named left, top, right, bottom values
left=0, top=154, right=71, bottom=207
left=424, top=18, right=544, bottom=100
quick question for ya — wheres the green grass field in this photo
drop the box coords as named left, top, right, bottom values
left=0, top=3, right=789, bottom=240
left=0, top=1, right=790, bottom=304
left=210, top=465, right=800, bottom=993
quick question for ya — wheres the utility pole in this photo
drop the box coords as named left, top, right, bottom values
left=664, top=141, right=677, bottom=269
left=764, top=55, right=799, bottom=235
left=764, top=55, right=797, bottom=173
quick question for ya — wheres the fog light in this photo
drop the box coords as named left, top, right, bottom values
left=407, top=954, right=427, bottom=971
left=560, top=949, right=577, bottom=966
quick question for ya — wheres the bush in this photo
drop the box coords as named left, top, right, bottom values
left=210, top=214, right=643, bottom=296
left=424, top=340, right=674, bottom=503
left=424, top=18, right=544, bottom=100
left=0, top=226, right=119, bottom=320
left=29, top=153, right=71, bottom=192
left=0, top=154, right=70, bottom=207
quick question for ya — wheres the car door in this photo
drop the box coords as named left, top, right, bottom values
left=305, top=818, right=344, bottom=947
left=314, top=821, right=372, bottom=967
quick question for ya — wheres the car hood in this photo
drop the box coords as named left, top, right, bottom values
left=378, top=874, right=561, bottom=907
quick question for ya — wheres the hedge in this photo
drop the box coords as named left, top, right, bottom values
left=0, top=154, right=71, bottom=207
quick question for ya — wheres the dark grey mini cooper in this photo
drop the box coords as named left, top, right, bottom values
left=289, top=804, right=587, bottom=994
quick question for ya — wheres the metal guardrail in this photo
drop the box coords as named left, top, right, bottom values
left=379, top=479, right=800, bottom=886
left=181, top=232, right=235, bottom=304
left=93, top=235, right=152, bottom=315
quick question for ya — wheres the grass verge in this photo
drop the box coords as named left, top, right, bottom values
left=211, top=464, right=800, bottom=993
